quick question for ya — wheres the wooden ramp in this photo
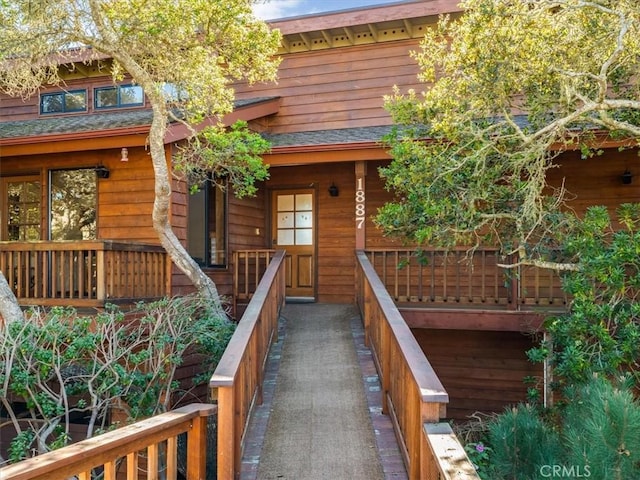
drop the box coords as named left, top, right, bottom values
left=240, top=303, right=408, bottom=480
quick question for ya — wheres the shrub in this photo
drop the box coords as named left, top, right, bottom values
left=0, top=295, right=234, bottom=463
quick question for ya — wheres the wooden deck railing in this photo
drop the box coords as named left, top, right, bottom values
left=233, top=249, right=277, bottom=315
left=0, top=241, right=168, bottom=307
left=356, top=250, right=479, bottom=480
left=365, top=248, right=567, bottom=309
left=0, top=403, right=216, bottom=480
left=210, top=250, right=286, bottom=480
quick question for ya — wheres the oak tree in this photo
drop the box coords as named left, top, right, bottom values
left=0, top=0, right=281, bottom=320
left=378, top=0, right=640, bottom=269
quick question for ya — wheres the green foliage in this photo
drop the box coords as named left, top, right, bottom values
left=175, top=120, right=271, bottom=199
left=0, top=0, right=281, bottom=122
left=377, top=0, right=640, bottom=260
left=487, top=404, right=563, bottom=480
left=464, top=441, right=493, bottom=478
left=562, top=376, right=640, bottom=480
left=528, top=204, right=640, bottom=387
left=0, top=296, right=234, bottom=462
left=481, top=376, right=640, bottom=479
left=8, top=430, right=35, bottom=463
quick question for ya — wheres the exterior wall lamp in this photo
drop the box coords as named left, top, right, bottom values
left=95, top=166, right=110, bottom=179
left=621, top=170, right=633, bottom=185
left=328, top=183, right=339, bottom=197
left=121, top=147, right=129, bottom=162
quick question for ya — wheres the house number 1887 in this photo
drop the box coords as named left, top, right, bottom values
left=355, top=177, right=365, bottom=229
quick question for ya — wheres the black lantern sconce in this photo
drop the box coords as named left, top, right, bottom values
left=328, top=183, right=339, bottom=197
left=621, top=170, right=633, bottom=185
left=95, top=166, right=110, bottom=179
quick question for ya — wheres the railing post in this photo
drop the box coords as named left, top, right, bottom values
left=187, top=407, right=213, bottom=480
left=96, top=250, right=106, bottom=301
left=214, top=385, right=235, bottom=480
left=509, top=254, right=520, bottom=310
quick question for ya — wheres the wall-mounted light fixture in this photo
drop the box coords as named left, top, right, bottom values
left=95, top=166, right=110, bottom=179
left=621, top=170, right=633, bottom=185
left=121, top=147, right=129, bottom=162
left=328, top=183, right=339, bottom=197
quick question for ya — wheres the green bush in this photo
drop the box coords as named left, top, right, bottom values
left=528, top=204, right=640, bottom=388
left=474, top=375, right=640, bottom=479
left=0, top=295, right=235, bottom=462
left=487, top=404, right=562, bottom=479
left=562, top=375, right=640, bottom=480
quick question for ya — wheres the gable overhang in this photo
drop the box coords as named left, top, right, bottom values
left=0, top=97, right=281, bottom=157
left=264, top=142, right=391, bottom=166
left=270, top=0, right=464, bottom=54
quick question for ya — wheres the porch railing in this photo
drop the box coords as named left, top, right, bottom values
left=0, top=241, right=168, bottom=307
left=211, top=249, right=286, bottom=480
left=364, top=248, right=567, bottom=309
left=356, top=250, right=479, bottom=480
left=0, top=403, right=216, bottom=480
left=233, top=249, right=277, bottom=315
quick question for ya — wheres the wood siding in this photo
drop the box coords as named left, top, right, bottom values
left=0, top=74, right=145, bottom=122
left=170, top=177, right=268, bottom=302
left=547, top=148, right=640, bottom=217
left=411, top=328, right=543, bottom=422
left=0, top=148, right=158, bottom=243
left=266, top=162, right=356, bottom=303
left=235, top=39, right=423, bottom=134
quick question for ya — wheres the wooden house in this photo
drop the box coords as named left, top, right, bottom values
left=1, top=0, right=638, bottom=422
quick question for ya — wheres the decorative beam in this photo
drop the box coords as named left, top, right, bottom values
left=342, top=26, right=355, bottom=45
left=367, top=23, right=379, bottom=41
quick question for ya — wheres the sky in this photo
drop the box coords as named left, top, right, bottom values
left=252, top=0, right=406, bottom=20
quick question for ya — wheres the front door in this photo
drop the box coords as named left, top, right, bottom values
left=271, top=189, right=315, bottom=300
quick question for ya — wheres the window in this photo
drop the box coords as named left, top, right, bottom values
left=95, top=84, right=144, bottom=109
left=187, top=182, right=227, bottom=267
left=40, top=90, right=87, bottom=114
left=162, top=83, right=189, bottom=102
left=49, top=169, right=97, bottom=240
left=2, top=177, right=41, bottom=241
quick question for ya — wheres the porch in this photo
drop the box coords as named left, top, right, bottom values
left=0, top=249, right=483, bottom=479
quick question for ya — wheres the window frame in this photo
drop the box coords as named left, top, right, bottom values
left=187, top=181, right=228, bottom=269
left=94, top=84, right=145, bottom=110
left=39, top=89, right=87, bottom=115
left=48, top=168, right=98, bottom=241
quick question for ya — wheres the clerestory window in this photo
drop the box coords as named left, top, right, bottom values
left=95, top=84, right=144, bottom=109
left=40, top=90, right=87, bottom=114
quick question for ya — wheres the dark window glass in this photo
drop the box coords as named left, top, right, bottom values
left=40, top=90, right=86, bottom=114
left=4, top=179, right=41, bottom=241
left=188, top=182, right=227, bottom=267
left=95, top=85, right=144, bottom=109
left=49, top=169, right=97, bottom=241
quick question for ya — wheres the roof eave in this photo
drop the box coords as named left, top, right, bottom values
left=0, top=97, right=281, bottom=156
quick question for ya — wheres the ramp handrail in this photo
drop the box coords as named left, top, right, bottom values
left=356, top=250, right=479, bottom=480
left=210, top=249, right=286, bottom=479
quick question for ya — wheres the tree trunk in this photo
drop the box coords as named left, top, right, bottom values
left=147, top=103, right=226, bottom=317
left=0, top=272, right=25, bottom=323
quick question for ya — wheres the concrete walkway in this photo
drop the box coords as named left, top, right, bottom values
left=240, top=303, right=408, bottom=480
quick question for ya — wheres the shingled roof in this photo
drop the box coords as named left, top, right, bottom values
left=263, top=125, right=393, bottom=148
left=0, top=97, right=278, bottom=140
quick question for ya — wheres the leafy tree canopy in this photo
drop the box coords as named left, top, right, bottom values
left=0, top=0, right=280, bottom=122
left=378, top=0, right=640, bottom=267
